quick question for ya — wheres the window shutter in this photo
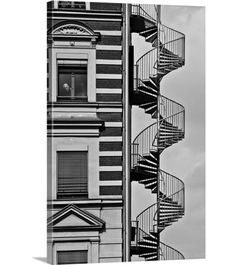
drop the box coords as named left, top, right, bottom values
left=57, top=151, right=88, bottom=199
left=57, top=250, right=88, bottom=264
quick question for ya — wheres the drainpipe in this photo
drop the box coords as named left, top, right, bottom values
left=122, top=3, right=131, bottom=262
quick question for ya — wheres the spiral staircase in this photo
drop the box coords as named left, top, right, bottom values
left=130, top=5, right=186, bottom=260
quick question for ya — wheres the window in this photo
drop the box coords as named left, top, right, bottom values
left=57, top=250, right=88, bottom=264
left=58, top=60, right=87, bottom=102
left=57, top=151, right=88, bottom=199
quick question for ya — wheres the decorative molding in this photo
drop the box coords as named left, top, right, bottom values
left=47, top=204, right=105, bottom=232
left=52, top=24, right=93, bottom=36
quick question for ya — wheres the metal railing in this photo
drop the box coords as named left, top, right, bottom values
left=131, top=4, right=158, bottom=24
left=159, top=242, right=185, bottom=260
left=159, top=169, right=185, bottom=209
left=157, top=24, right=185, bottom=60
left=135, top=172, right=184, bottom=236
left=134, top=24, right=185, bottom=89
left=132, top=227, right=184, bottom=260
left=131, top=96, right=185, bottom=168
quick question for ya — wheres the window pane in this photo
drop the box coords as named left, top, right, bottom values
left=57, top=151, right=88, bottom=199
left=58, top=73, right=71, bottom=97
left=57, top=250, right=88, bottom=264
left=75, top=68, right=87, bottom=97
left=58, top=64, right=87, bottom=100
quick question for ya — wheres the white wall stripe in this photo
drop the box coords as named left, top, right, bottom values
left=96, top=89, right=122, bottom=94
left=99, top=151, right=122, bottom=156
left=99, top=196, right=122, bottom=199
left=97, top=108, right=122, bottom=112
left=99, top=137, right=122, bottom=142
left=99, top=166, right=122, bottom=171
left=104, top=122, right=122, bottom=127
left=96, top=45, right=122, bottom=51
left=99, top=31, right=122, bottom=36
left=96, top=74, right=122, bottom=79
left=96, top=60, right=122, bottom=65
left=48, top=16, right=121, bottom=21
left=99, top=181, right=122, bottom=186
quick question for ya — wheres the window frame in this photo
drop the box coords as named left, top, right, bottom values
left=48, top=48, right=96, bottom=103
left=57, top=60, right=88, bottom=102
left=56, top=150, right=88, bottom=200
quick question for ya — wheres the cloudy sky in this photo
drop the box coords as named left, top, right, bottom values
left=131, top=5, right=205, bottom=259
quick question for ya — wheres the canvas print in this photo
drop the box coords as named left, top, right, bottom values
left=47, top=1, right=205, bottom=264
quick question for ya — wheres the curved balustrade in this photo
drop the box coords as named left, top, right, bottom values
left=156, top=24, right=185, bottom=60
left=131, top=96, right=185, bottom=169
left=131, top=4, right=158, bottom=23
left=159, top=242, right=185, bottom=260
left=134, top=25, right=185, bottom=89
left=136, top=172, right=184, bottom=236
left=159, top=170, right=185, bottom=209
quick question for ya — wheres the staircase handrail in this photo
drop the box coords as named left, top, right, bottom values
left=159, top=241, right=185, bottom=260
left=131, top=4, right=158, bottom=24
left=160, top=110, right=185, bottom=123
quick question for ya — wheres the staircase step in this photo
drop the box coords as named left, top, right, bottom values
left=140, top=251, right=158, bottom=258
left=139, top=82, right=158, bottom=95
left=150, top=149, right=159, bottom=157
left=150, top=75, right=160, bottom=85
left=140, top=101, right=156, bottom=109
left=145, top=182, right=157, bottom=190
left=139, top=177, right=157, bottom=184
left=146, top=31, right=157, bottom=44
left=139, top=240, right=158, bottom=247
left=160, top=209, right=184, bottom=214
left=160, top=48, right=180, bottom=57
left=138, top=86, right=157, bottom=97
left=159, top=130, right=184, bottom=134
left=147, top=255, right=158, bottom=261
left=134, top=165, right=157, bottom=175
left=143, top=153, right=158, bottom=163
left=139, top=26, right=157, bottom=38
left=160, top=199, right=180, bottom=205
left=142, top=79, right=158, bottom=90
left=145, top=104, right=157, bottom=115
left=160, top=56, right=182, bottom=61
left=138, top=159, right=157, bottom=167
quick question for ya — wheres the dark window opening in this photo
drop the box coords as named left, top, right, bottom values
left=57, top=151, right=88, bottom=200
left=57, top=250, right=88, bottom=264
left=58, top=62, right=87, bottom=102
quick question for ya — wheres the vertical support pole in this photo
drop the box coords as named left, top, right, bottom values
left=123, top=3, right=131, bottom=262
left=156, top=4, right=161, bottom=260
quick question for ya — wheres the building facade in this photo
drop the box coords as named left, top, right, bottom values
left=47, top=1, right=186, bottom=264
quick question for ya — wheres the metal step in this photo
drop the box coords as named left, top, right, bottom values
left=146, top=31, right=157, bottom=44
left=139, top=26, right=157, bottom=38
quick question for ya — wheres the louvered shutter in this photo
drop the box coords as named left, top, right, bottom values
left=57, top=151, right=88, bottom=199
left=57, top=250, right=88, bottom=264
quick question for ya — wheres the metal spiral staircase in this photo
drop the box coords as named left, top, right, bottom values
left=130, top=4, right=186, bottom=260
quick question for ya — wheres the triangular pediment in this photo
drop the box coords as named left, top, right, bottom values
left=47, top=205, right=105, bottom=232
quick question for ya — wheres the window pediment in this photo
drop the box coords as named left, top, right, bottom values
left=52, top=24, right=93, bottom=36
left=48, top=22, right=100, bottom=43
left=48, top=204, right=105, bottom=232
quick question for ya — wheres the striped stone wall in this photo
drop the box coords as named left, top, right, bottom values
left=49, top=3, right=124, bottom=198
left=47, top=3, right=126, bottom=263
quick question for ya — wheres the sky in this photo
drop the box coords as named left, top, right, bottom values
left=131, top=5, right=205, bottom=259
